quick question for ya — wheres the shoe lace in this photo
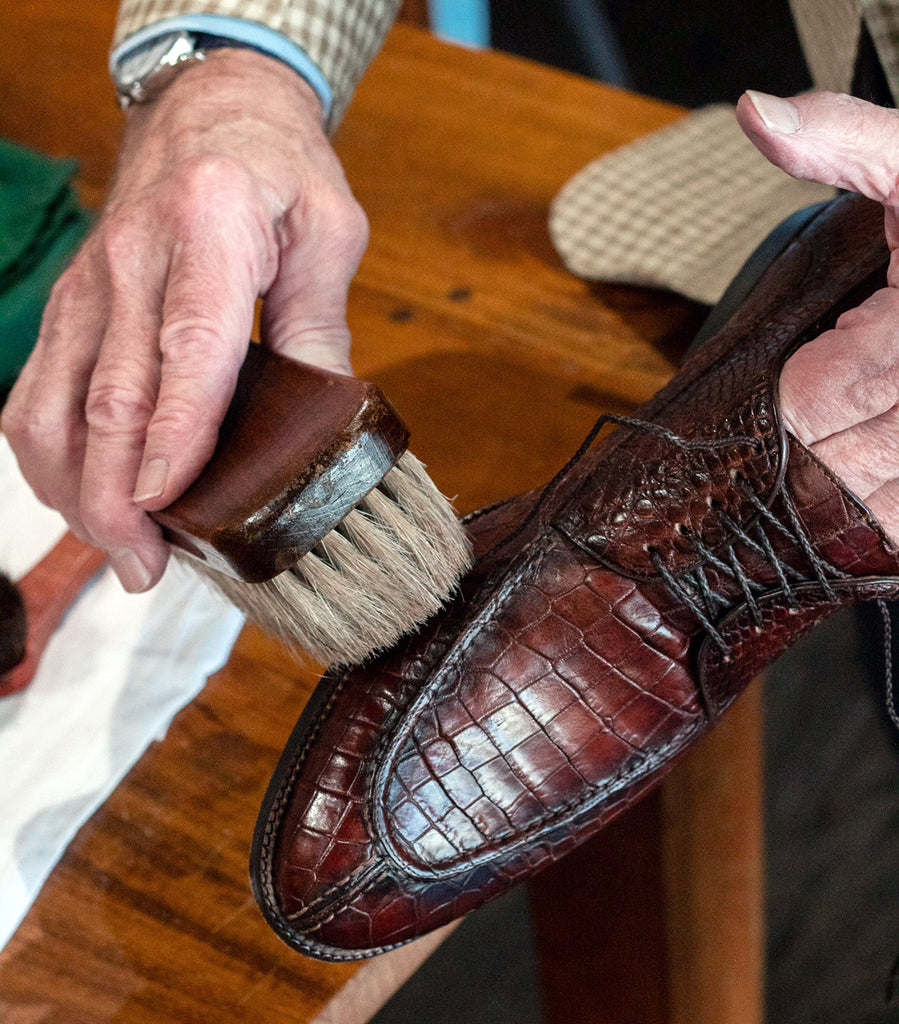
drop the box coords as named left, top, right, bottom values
left=532, top=411, right=899, bottom=733
left=613, top=416, right=899, bottom=740
left=648, top=473, right=847, bottom=658
left=631, top=420, right=899, bottom=1006
left=586, top=422, right=899, bottom=997
left=877, top=601, right=899, bottom=732
left=574, top=414, right=846, bottom=657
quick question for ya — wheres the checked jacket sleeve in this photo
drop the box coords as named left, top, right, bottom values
left=113, top=0, right=402, bottom=125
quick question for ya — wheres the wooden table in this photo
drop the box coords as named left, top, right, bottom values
left=0, top=9, right=762, bottom=1023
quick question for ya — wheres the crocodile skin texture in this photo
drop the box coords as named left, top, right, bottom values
left=250, top=193, right=899, bottom=960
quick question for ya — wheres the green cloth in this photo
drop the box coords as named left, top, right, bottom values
left=0, top=138, right=93, bottom=395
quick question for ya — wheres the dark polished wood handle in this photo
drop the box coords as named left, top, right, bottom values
left=152, top=345, right=409, bottom=583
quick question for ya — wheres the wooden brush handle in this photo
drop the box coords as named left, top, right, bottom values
left=152, top=345, right=409, bottom=583
left=0, top=532, right=106, bottom=697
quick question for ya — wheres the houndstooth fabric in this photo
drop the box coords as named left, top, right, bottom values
left=551, top=0, right=899, bottom=306
left=113, top=0, right=401, bottom=125
left=548, top=106, right=835, bottom=306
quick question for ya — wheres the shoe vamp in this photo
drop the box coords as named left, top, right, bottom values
left=375, top=530, right=705, bottom=873
left=271, top=487, right=546, bottom=912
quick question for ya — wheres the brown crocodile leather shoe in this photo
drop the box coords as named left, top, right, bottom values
left=250, top=192, right=899, bottom=960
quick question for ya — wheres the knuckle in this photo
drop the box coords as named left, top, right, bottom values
left=85, top=379, right=154, bottom=436
left=3, top=393, right=65, bottom=453
left=0, top=395, right=24, bottom=442
left=149, top=391, right=218, bottom=443
left=166, top=156, right=251, bottom=226
left=79, top=504, right=130, bottom=550
left=290, top=185, right=369, bottom=265
left=78, top=496, right=114, bottom=538
left=325, top=194, right=369, bottom=258
left=44, top=252, right=104, bottom=320
left=158, top=317, right=224, bottom=365
left=100, top=212, right=146, bottom=268
left=174, top=154, right=247, bottom=194
left=47, top=262, right=89, bottom=309
left=78, top=488, right=152, bottom=552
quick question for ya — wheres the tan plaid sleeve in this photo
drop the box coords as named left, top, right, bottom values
left=789, top=0, right=899, bottom=104
left=862, top=0, right=899, bottom=101
left=113, top=0, right=401, bottom=125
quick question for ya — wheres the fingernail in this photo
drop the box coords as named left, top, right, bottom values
left=110, top=549, right=153, bottom=592
left=134, top=457, right=169, bottom=503
left=746, top=90, right=800, bottom=134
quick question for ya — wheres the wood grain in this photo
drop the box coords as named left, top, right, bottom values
left=0, top=8, right=748, bottom=1023
left=336, top=29, right=700, bottom=515
left=661, top=688, right=765, bottom=1024
left=529, top=791, right=671, bottom=1024
left=0, top=1, right=124, bottom=209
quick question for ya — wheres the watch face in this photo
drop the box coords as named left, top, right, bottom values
left=117, top=31, right=195, bottom=90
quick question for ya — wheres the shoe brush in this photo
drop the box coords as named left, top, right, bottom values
left=151, top=344, right=472, bottom=666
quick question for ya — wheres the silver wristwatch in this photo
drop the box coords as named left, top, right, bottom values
left=114, top=31, right=205, bottom=107
left=113, top=31, right=263, bottom=108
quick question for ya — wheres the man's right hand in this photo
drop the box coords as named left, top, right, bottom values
left=2, top=47, right=369, bottom=593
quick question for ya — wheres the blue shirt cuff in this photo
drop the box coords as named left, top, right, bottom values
left=109, top=13, right=333, bottom=119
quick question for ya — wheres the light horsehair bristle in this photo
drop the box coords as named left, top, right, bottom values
left=182, top=452, right=473, bottom=666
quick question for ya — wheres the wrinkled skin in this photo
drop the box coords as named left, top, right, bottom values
left=3, top=75, right=899, bottom=593
left=1, top=50, right=367, bottom=592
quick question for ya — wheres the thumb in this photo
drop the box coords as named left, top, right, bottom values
left=736, top=90, right=899, bottom=206
left=261, top=192, right=369, bottom=377
left=262, top=283, right=355, bottom=378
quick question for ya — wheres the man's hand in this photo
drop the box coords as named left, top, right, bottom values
left=1, top=49, right=368, bottom=591
left=737, top=90, right=899, bottom=541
